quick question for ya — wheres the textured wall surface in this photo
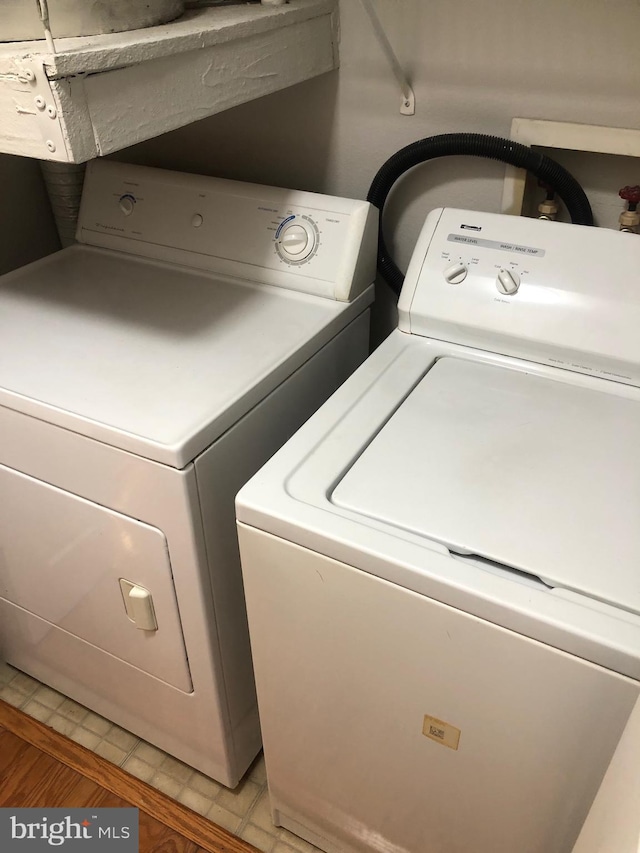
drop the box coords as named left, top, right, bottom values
left=117, top=0, right=640, bottom=335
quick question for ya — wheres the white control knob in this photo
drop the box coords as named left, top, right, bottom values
left=280, top=224, right=309, bottom=256
left=119, top=195, right=135, bottom=216
left=191, top=213, right=204, bottom=228
left=443, top=262, right=468, bottom=285
left=496, top=269, right=521, bottom=295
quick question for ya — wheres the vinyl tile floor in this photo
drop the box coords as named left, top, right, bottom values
left=0, top=661, right=320, bottom=853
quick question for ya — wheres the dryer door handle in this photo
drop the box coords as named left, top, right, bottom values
left=119, top=579, right=158, bottom=632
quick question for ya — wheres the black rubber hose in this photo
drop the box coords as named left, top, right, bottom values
left=367, top=133, right=593, bottom=297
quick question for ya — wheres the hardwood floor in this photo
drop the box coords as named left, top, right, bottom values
left=0, top=701, right=259, bottom=853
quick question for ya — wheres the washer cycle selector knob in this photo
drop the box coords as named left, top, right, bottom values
left=443, top=263, right=468, bottom=284
left=280, top=224, right=308, bottom=256
left=496, top=269, right=521, bottom=295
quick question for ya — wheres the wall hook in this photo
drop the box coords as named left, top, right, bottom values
left=36, top=0, right=57, bottom=53
left=359, top=0, right=415, bottom=115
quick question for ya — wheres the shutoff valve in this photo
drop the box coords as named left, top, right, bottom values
left=537, top=180, right=559, bottom=221
left=618, top=185, right=640, bottom=233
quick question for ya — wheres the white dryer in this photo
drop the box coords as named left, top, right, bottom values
left=237, top=209, right=640, bottom=851
left=0, top=160, right=377, bottom=787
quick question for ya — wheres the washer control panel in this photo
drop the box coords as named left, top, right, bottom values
left=77, top=161, right=378, bottom=302
left=399, top=207, right=640, bottom=385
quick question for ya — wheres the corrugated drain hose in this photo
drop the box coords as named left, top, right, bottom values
left=367, top=133, right=593, bottom=297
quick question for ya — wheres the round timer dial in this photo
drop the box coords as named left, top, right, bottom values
left=276, top=216, right=319, bottom=264
left=118, top=193, right=136, bottom=216
left=280, top=224, right=308, bottom=256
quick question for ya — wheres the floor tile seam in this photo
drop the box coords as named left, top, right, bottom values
left=8, top=677, right=38, bottom=694
left=124, top=754, right=157, bottom=777
left=118, top=737, right=140, bottom=767
left=6, top=685, right=37, bottom=709
left=67, top=714, right=132, bottom=747
left=69, top=722, right=108, bottom=750
left=29, top=709, right=130, bottom=772
left=70, top=720, right=107, bottom=744
left=170, top=780, right=190, bottom=802
left=126, top=755, right=225, bottom=807
left=240, top=822, right=278, bottom=853
left=235, top=780, right=269, bottom=834
left=23, top=697, right=54, bottom=718
left=124, top=752, right=191, bottom=793
left=263, top=832, right=279, bottom=853
left=186, top=776, right=224, bottom=802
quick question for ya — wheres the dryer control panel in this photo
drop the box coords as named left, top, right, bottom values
left=77, top=161, right=378, bottom=302
left=399, top=208, right=640, bottom=387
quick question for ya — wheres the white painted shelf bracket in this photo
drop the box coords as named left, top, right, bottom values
left=16, top=58, right=68, bottom=159
left=359, top=0, right=415, bottom=115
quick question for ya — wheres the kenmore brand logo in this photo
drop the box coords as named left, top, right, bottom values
left=460, top=224, right=482, bottom=231
left=1, top=809, right=138, bottom=851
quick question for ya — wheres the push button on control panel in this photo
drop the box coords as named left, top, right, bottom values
left=443, top=262, right=468, bottom=284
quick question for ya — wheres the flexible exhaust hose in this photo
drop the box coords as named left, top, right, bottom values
left=367, top=133, right=593, bottom=297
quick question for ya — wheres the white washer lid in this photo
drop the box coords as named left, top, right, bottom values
left=0, top=246, right=363, bottom=467
left=332, top=357, right=640, bottom=615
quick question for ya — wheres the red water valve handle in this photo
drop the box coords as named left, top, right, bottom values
left=619, top=185, right=640, bottom=204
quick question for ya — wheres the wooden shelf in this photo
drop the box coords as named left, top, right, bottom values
left=0, top=0, right=337, bottom=163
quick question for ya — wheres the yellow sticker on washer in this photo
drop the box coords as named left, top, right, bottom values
left=422, top=715, right=461, bottom=750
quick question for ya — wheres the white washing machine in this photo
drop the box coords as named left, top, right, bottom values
left=0, top=159, right=377, bottom=787
left=237, top=208, right=640, bottom=851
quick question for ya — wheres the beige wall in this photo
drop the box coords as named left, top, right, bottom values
left=0, top=155, right=60, bottom=275
left=119, top=0, right=640, bottom=338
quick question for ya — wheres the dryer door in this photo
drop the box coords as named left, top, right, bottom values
left=0, top=464, right=192, bottom=692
